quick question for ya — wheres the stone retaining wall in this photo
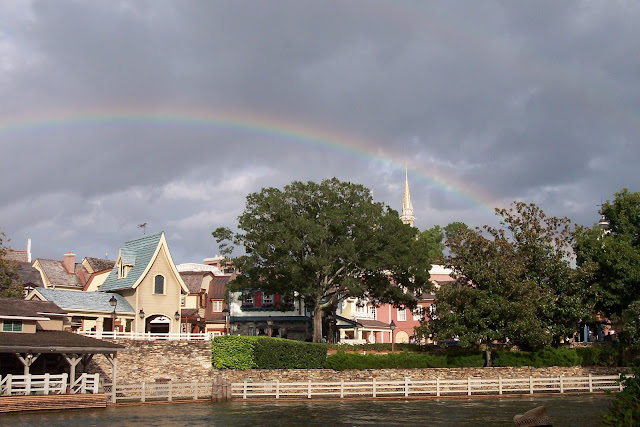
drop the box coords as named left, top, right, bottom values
left=217, top=366, right=626, bottom=384
left=87, top=339, right=212, bottom=383
left=85, top=340, right=625, bottom=384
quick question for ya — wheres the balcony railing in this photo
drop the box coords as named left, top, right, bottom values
left=79, top=330, right=213, bottom=341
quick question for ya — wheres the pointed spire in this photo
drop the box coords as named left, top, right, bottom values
left=400, top=164, right=415, bottom=227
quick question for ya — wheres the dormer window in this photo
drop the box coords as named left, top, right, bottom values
left=118, top=262, right=131, bottom=279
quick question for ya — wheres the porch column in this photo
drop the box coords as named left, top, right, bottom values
left=16, top=353, right=40, bottom=376
left=62, top=354, right=82, bottom=388
left=104, top=353, right=118, bottom=403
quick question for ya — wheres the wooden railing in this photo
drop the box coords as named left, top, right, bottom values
left=231, top=374, right=624, bottom=400
left=79, top=330, right=212, bottom=341
left=0, top=373, right=99, bottom=396
left=103, top=381, right=212, bottom=403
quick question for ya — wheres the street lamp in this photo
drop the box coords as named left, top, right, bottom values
left=174, top=310, right=181, bottom=321
left=389, top=320, right=396, bottom=352
left=222, top=307, right=230, bottom=335
left=109, top=295, right=117, bottom=333
left=139, top=308, right=145, bottom=319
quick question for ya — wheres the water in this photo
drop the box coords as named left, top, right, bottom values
left=0, top=395, right=612, bottom=426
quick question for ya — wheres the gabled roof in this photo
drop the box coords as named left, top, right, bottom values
left=209, top=276, right=232, bottom=299
left=2, top=249, right=29, bottom=262
left=99, top=232, right=162, bottom=292
left=35, top=258, right=85, bottom=288
left=84, top=257, right=116, bottom=273
left=180, top=271, right=213, bottom=294
left=15, top=261, right=44, bottom=287
left=31, top=288, right=134, bottom=314
left=0, top=298, right=66, bottom=319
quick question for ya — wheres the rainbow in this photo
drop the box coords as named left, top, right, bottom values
left=0, top=107, right=500, bottom=216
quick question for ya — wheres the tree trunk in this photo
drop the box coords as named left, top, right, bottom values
left=485, top=340, right=492, bottom=367
left=312, top=305, right=324, bottom=343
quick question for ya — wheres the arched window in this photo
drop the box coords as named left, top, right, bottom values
left=154, top=275, right=165, bottom=294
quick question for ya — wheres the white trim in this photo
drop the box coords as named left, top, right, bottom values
left=131, top=233, right=190, bottom=293
left=0, top=315, right=48, bottom=321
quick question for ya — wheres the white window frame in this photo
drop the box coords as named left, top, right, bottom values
left=397, top=307, right=406, bottom=322
left=213, top=300, right=223, bottom=312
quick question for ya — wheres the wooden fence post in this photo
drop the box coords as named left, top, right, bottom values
left=404, top=377, right=410, bottom=397
left=530, top=376, right=535, bottom=394
left=436, top=378, right=440, bottom=397
left=307, top=379, right=312, bottom=399
left=141, top=381, right=146, bottom=402
left=498, top=376, right=502, bottom=395
left=372, top=378, right=376, bottom=398
left=467, top=377, right=472, bottom=396
left=193, top=381, right=198, bottom=400
left=589, top=374, right=593, bottom=393
left=559, top=376, right=563, bottom=394
left=340, top=379, right=344, bottom=399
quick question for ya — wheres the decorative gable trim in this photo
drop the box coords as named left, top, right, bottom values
left=131, top=233, right=190, bottom=293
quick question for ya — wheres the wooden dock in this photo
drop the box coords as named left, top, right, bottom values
left=0, top=393, right=107, bottom=413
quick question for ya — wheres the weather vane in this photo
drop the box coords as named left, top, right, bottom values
left=138, top=223, right=147, bottom=235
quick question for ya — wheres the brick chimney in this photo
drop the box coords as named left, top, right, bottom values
left=63, top=252, right=76, bottom=274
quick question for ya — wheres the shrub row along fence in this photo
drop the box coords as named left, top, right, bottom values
left=231, top=374, right=623, bottom=400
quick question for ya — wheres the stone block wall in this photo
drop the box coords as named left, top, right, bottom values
left=85, top=339, right=625, bottom=385
left=217, top=366, right=626, bottom=384
left=87, top=339, right=212, bottom=383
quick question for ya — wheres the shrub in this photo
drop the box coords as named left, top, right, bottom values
left=447, top=353, right=485, bottom=367
left=602, top=367, right=640, bottom=426
left=325, top=350, right=450, bottom=370
left=576, top=346, right=621, bottom=367
left=211, top=335, right=259, bottom=369
left=211, top=336, right=327, bottom=370
left=253, top=337, right=327, bottom=369
left=493, top=351, right=533, bottom=367
left=530, top=347, right=581, bottom=367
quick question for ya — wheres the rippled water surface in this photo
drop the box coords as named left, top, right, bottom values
left=0, top=395, right=612, bottom=426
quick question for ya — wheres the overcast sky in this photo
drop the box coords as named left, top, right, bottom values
left=1, top=1, right=638, bottom=264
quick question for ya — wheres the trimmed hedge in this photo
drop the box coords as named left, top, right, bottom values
left=212, top=335, right=327, bottom=369
left=325, top=350, right=485, bottom=370
left=575, top=346, right=620, bottom=367
left=211, top=335, right=259, bottom=369
left=253, top=337, right=327, bottom=369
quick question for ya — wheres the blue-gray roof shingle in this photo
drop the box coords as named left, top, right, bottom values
left=99, top=232, right=163, bottom=292
left=35, top=288, right=134, bottom=314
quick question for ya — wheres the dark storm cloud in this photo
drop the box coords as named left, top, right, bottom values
left=1, top=0, right=639, bottom=261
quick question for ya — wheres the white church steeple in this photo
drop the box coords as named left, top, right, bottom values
left=400, top=164, right=415, bottom=227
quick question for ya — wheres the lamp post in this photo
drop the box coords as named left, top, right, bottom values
left=109, top=295, right=117, bottom=333
left=222, top=307, right=230, bottom=335
left=390, top=320, right=396, bottom=352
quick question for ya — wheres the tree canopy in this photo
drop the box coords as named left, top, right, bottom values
left=574, top=188, right=640, bottom=318
left=426, top=202, right=586, bottom=365
left=0, top=232, right=22, bottom=299
left=213, top=178, right=435, bottom=342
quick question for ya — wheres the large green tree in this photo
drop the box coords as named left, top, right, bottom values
left=427, top=202, right=586, bottom=365
left=0, top=232, right=22, bottom=298
left=213, top=178, right=434, bottom=342
left=574, top=188, right=640, bottom=318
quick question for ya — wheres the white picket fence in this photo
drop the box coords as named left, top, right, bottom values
left=79, top=330, right=212, bottom=341
left=103, top=380, right=212, bottom=403
left=0, top=373, right=99, bottom=396
left=232, top=374, right=624, bottom=400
